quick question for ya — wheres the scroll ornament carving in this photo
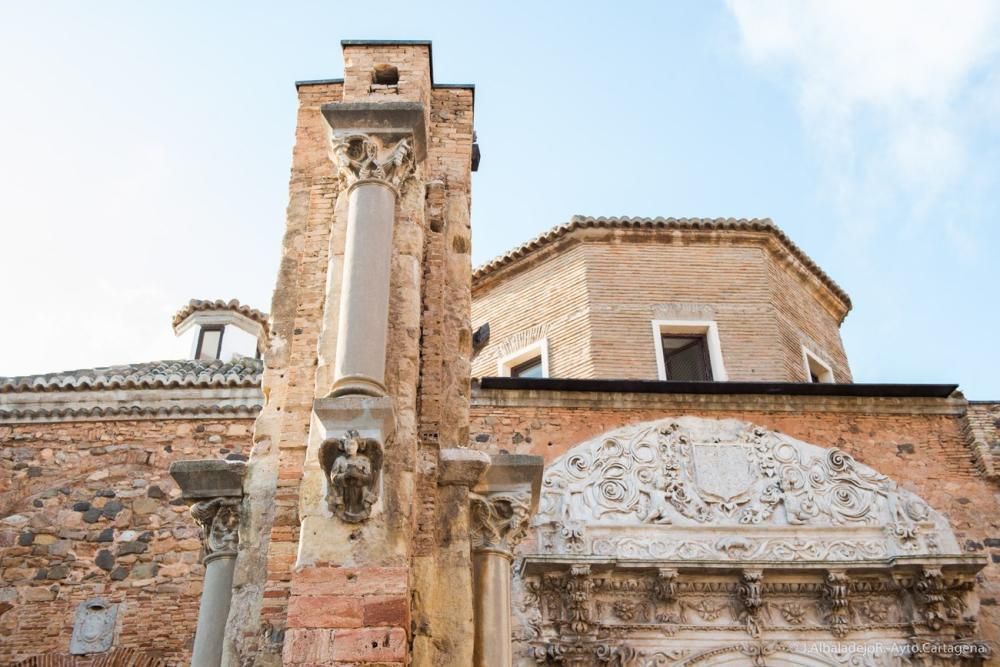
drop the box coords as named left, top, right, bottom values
left=330, top=133, right=415, bottom=192
left=320, top=429, right=383, bottom=523
left=190, top=497, right=241, bottom=557
left=470, top=490, right=532, bottom=554
left=534, top=418, right=956, bottom=560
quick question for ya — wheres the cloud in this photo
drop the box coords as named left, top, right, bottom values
left=726, top=0, right=1000, bottom=236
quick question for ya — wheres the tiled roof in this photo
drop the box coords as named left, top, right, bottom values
left=472, top=216, right=852, bottom=310
left=0, top=358, right=263, bottom=394
left=172, top=299, right=268, bottom=331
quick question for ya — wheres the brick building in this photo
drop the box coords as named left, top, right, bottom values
left=2, top=41, right=1000, bottom=667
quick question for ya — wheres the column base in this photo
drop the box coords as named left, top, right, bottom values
left=329, top=374, right=388, bottom=398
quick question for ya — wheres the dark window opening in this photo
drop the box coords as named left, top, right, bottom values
left=662, top=335, right=712, bottom=381
left=510, top=356, right=544, bottom=379
left=196, top=326, right=224, bottom=361
left=810, top=371, right=821, bottom=383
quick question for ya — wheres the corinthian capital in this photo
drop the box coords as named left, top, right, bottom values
left=190, top=497, right=241, bottom=559
left=470, top=490, right=532, bottom=555
left=331, top=133, right=415, bottom=192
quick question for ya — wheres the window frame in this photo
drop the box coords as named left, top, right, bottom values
left=497, top=339, right=550, bottom=378
left=801, top=346, right=835, bottom=383
left=651, top=320, right=727, bottom=382
left=195, top=325, right=225, bottom=361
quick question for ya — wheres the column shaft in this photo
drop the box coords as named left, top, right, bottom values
left=473, top=550, right=513, bottom=667
left=332, top=181, right=397, bottom=396
left=191, top=554, right=237, bottom=667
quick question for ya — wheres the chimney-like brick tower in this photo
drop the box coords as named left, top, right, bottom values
left=226, top=41, right=477, bottom=666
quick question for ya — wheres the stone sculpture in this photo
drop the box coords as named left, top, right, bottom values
left=321, top=429, right=382, bottom=523
left=70, top=598, right=117, bottom=655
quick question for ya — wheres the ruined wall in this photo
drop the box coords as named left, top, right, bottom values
left=0, top=418, right=253, bottom=666
left=468, top=390, right=1000, bottom=646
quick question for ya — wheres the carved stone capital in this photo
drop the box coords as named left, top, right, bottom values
left=330, top=133, right=416, bottom=193
left=470, top=490, right=532, bottom=554
left=470, top=454, right=543, bottom=556
left=191, top=497, right=241, bottom=559
left=169, top=459, right=245, bottom=562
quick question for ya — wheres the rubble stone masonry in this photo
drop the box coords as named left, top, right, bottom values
left=0, top=418, right=253, bottom=665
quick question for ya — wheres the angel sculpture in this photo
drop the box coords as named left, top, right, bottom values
left=322, top=429, right=381, bottom=523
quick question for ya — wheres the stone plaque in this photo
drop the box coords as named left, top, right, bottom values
left=70, top=598, right=117, bottom=655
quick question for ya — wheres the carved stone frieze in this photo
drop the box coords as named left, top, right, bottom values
left=190, top=496, right=241, bottom=558
left=320, top=428, right=383, bottom=523
left=330, top=133, right=415, bottom=192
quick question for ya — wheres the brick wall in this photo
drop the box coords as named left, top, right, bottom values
left=0, top=418, right=253, bottom=666
left=469, top=390, right=1000, bottom=646
left=471, top=227, right=852, bottom=383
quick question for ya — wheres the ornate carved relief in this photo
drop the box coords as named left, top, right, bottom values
left=70, top=598, right=118, bottom=655
left=510, top=418, right=988, bottom=667
left=534, top=418, right=957, bottom=560
left=190, top=497, right=241, bottom=557
left=320, top=429, right=383, bottom=523
left=470, top=490, right=532, bottom=554
left=330, top=133, right=415, bottom=191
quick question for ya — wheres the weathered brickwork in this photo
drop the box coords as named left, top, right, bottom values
left=229, top=42, right=476, bottom=666
left=469, top=390, right=1000, bottom=646
left=0, top=418, right=253, bottom=665
left=472, top=224, right=852, bottom=383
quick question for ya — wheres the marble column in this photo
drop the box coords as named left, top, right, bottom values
left=169, top=460, right=245, bottom=667
left=469, top=455, right=543, bottom=667
left=328, top=133, right=415, bottom=397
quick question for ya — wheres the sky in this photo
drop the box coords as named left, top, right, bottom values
left=0, top=1, right=998, bottom=398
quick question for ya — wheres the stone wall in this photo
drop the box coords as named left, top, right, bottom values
left=471, top=225, right=852, bottom=383
left=0, top=418, right=253, bottom=666
left=469, top=389, right=1000, bottom=646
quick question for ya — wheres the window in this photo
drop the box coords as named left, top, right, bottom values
left=661, top=334, right=712, bottom=381
left=510, top=356, right=544, bottom=378
left=196, top=326, right=224, bottom=361
left=802, top=346, right=834, bottom=383
left=498, top=339, right=549, bottom=378
left=651, top=320, right=727, bottom=381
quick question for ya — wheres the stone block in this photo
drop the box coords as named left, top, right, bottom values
left=363, top=595, right=409, bottom=627
left=287, top=595, right=362, bottom=628
left=330, top=627, right=407, bottom=662
left=169, top=459, right=246, bottom=500
left=291, top=566, right=408, bottom=597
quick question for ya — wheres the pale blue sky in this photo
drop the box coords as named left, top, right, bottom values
left=1, top=2, right=998, bottom=397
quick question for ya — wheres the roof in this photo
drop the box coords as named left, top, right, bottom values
left=172, top=299, right=268, bottom=331
left=0, top=358, right=263, bottom=394
left=472, top=216, right=852, bottom=311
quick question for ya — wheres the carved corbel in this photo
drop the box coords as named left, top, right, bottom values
left=319, top=429, right=383, bottom=523
left=565, top=565, right=593, bottom=636
left=823, top=570, right=851, bottom=638
left=737, top=569, right=765, bottom=637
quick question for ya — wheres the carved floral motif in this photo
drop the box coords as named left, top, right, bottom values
left=534, top=418, right=956, bottom=560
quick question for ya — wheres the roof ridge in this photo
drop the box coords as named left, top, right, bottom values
left=172, top=299, right=268, bottom=330
left=0, top=357, right=264, bottom=394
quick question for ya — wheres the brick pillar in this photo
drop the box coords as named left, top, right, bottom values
left=220, top=41, right=481, bottom=667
